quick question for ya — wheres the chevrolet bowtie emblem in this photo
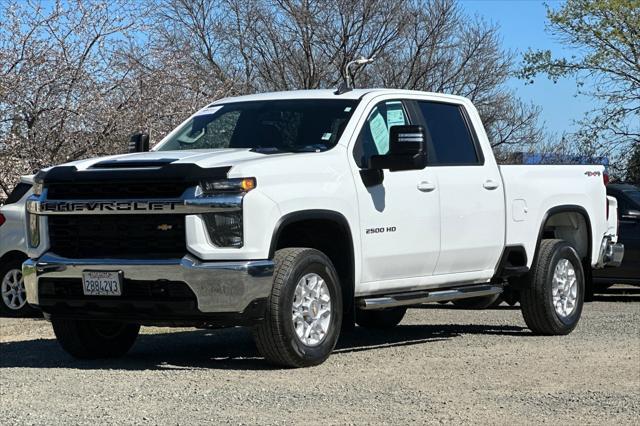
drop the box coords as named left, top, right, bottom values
left=157, top=224, right=173, bottom=231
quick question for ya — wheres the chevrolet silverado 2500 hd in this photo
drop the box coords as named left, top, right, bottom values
left=23, top=89, right=624, bottom=367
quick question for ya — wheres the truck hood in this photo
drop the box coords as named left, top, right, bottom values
left=64, top=149, right=290, bottom=171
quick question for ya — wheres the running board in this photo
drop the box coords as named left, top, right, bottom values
left=357, top=285, right=503, bottom=310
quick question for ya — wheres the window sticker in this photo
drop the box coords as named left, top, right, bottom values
left=321, top=132, right=332, bottom=141
left=369, top=110, right=389, bottom=154
left=386, top=102, right=406, bottom=128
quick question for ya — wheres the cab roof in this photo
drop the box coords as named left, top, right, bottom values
left=210, top=88, right=468, bottom=105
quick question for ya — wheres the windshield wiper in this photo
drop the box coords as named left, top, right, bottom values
left=250, top=145, right=328, bottom=154
left=249, top=147, right=287, bottom=154
left=286, top=144, right=329, bottom=153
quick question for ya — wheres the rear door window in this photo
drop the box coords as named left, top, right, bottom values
left=415, top=101, right=481, bottom=166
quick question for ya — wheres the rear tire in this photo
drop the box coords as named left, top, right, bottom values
left=519, top=239, right=584, bottom=335
left=51, top=319, right=140, bottom=359
left=356, top=307, right=406, bottom=329
left=253, top=248, right=342, bottom=368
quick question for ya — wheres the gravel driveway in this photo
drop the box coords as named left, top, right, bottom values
left=1, top=290, right=639, bottom=425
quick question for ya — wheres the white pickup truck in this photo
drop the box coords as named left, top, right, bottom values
left=23, top=89, right=623, bottom=367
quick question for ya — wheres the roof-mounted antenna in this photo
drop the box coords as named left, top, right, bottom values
left=335, top=56, right=376, bottom=95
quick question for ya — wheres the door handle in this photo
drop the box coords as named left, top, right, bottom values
left=417, top=181, right=437, bottom=192
left=483, top=179, right=500, bottom=190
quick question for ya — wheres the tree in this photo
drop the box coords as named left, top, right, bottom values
left=519, top=0, right=640, bottom=177
left=1, top=0, right=543, bottom=199
left=155, top=0, right=542, bottom=152
left=0, top=0, right=145, bottom=196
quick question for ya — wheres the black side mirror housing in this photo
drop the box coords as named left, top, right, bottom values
left=128, top=133, right=150, bottom=153
left=368, top=125, right=428, bottom=172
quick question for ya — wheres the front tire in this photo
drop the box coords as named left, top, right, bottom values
left=253, top=248, right=343, bottom=368
left=51, top=319, right=140, bottom=359
left=519, top=239, right=585, bottom=335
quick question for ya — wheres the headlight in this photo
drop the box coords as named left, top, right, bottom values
left=198, top=178, right=256, bottom=196
left=196, top=177, right=254, bottom=248
left=203, top=211, right=243, bottom=248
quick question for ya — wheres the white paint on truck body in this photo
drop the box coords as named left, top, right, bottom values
left=28, top=89, right=616, bottom=298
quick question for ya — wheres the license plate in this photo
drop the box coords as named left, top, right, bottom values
left=82, top=271, right=122, bottom=296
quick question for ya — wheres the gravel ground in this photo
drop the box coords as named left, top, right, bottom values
left=1, top=288, right=639, bottom=425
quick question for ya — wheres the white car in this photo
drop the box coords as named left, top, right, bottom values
left=23, top=89, right=623, bottom=366
left=0, top=175, right=35, bottom=316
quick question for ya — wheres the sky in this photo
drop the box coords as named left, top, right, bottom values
left=459, top=0, right=592, bottom=136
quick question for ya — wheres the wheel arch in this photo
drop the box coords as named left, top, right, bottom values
left=269, top=210, right=355, bottom=322
left=0, top=250, right=29, bottom=267
left=535, top=205, right=593, bottom=264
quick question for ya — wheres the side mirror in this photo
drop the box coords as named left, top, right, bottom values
left=368, top=125, right=427, bottom=172
left=128, top=133, right=149, bottom=153
left=621, top=209, right=640, bottom=221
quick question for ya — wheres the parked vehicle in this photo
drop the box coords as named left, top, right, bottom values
left=23, top=89, right=623, bottom=367
left=593, top=183, right=639, bottom=286
left=0, top=176, right=36, bottom=316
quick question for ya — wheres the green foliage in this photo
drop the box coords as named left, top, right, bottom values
left=519, top=0, right=639, bottom=173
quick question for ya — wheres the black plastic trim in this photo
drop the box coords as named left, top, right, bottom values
left=36, top=298, right=267, bottom=327
left=492, top=245, right=529, bottom=280
left=36, top=164, right=231, bottom=185
left=269, top=210, right=354, bottom=260
left=268, top=209, right=356, bottom=326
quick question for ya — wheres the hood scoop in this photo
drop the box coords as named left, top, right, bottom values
left=90, top=158, right=178, bottom=169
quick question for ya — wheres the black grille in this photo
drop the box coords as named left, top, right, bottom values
left=48, top=215, right=186, bottom=259
left=39, top=278, right=196, bottom=301
left=47, top=182, right=190, bottom=200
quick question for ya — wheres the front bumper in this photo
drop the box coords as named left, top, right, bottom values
left=23, top=253, right=274, bottom=323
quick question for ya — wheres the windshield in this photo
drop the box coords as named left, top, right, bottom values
left=157, top=99, right=359, bottom=153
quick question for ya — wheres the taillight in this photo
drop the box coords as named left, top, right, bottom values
left=0, top=213, right=5, bottom=227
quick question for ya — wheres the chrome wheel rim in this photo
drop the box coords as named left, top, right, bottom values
left=552, top=259, right=578, bottom=318
left=1, top=268, right=27, bottom=311
left=291, top=273, right=332, bottom=347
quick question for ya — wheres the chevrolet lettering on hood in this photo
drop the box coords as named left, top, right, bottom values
left=31, top=200, right=182, bottom=215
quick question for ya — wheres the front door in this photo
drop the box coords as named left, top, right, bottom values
left=350, top=99, right=441, bottom=284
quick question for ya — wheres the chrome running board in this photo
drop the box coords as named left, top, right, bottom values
left=357, top=285, right=503, bottom=310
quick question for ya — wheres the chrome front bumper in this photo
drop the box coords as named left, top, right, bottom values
left=23, top=253, right=274, bottom=313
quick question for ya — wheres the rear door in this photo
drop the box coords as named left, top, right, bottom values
left=412, top=100, right=505, bottom=276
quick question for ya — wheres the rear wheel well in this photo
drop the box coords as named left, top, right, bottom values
left=271, top=213, right=354, bottom=321
left=539, top=207, right=591, bottom=264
